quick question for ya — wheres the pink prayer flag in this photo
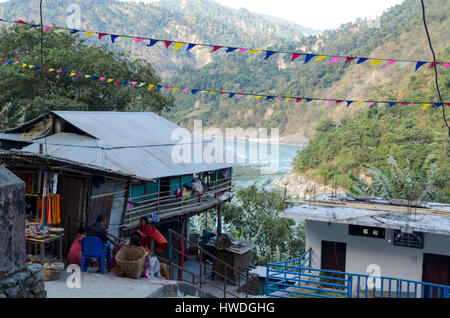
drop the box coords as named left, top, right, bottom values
left=183, top=88, right=190, bottom=92
left=100, top=77, right=105, bottom=81
left=442, top=63, right=450, bottom=68
left=276, top=96, right=282, bottom=100
left=15, top=20, right=28, bottom=24
left=291, top=53, right=302, bottom=62
left=328, top=100, right=334, bottom=104
left=14, top=61, right=20, bottom=65
left=367, top=102, right=374, bottom=107
left=238, top=48, right=249, bottom=54
left=135, top=38, right=145, bottom=43
left=43, top=26, right=53, bottom=32
left=75, top=74, right=82, bottom=77
left=386, top=60, right=397, bottom=68
left=237, top=94, right=244, bottom=99
left=164, top=41, right=172, bottom=49
left=330, top=56, right=343, bottom=64
left=98, top=33, right=107, bottom=39
left=56, top=69, right=62, bottom=73
left=115, top=80, right=121, bottom=84
left=131, top=82, right=137, bottom=86
left=164, top=85, right=170, bottom=89
left=211, top=46, right=222, bottom=53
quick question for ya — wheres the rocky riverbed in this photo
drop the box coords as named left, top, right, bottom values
left=273, top=169, right=344, bottom=199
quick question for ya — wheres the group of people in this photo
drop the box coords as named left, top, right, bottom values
left=68, top=215, right=168, bottom=279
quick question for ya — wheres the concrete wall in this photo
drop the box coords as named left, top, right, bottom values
left=0, top=166, right=26, bottom=279
left=305, top=220, right=450, bottom=283
left=0, top=167, right=46, bottom=298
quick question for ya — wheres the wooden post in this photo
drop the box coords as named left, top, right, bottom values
left=217, top=205, right=222, bottom=235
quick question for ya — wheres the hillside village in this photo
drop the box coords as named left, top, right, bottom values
left=0, top=0, right=448, bottom=304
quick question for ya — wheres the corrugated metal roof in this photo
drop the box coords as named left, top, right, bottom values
left=4, top=112, right=237, bottom=180
left=53, top=111, right=181, bottom=147
left=280, top=200, right=450, bottom=236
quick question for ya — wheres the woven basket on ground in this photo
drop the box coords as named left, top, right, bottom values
left=115, top=245, right=146, bottom=279
left=42, top=261, right=64, bottom=281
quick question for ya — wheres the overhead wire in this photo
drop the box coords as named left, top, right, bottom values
left=420, top=0, right=449, bottom=138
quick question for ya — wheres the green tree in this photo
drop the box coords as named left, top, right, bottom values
left=0, top=24, right=175, bottom=129
left=221, top=184, right=305, bottom=265
left=349, top=155, right=449, bottom=203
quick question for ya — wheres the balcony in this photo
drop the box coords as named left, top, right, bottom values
left=119, top=177, right=233, bottom=231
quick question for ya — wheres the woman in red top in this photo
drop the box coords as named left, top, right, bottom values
left=133, top=217, right=168, bottom=254
left=67, top=227, right=86, bottom=266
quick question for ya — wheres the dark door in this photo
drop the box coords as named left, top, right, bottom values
left=159, top=177, right=170, bottom=198
left=321, top=241, right=347, bottom=288
left=422, top=253, right=450, bottom=298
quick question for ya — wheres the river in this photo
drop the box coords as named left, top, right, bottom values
left=224, top=139, right=304, bottom=191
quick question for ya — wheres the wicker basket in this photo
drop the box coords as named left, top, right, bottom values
left=115, top=246, right=146, bottom=279
left=42, top=261, right=64, bottom=281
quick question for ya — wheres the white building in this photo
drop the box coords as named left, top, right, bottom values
left=277, top=194, right=450, bottom=297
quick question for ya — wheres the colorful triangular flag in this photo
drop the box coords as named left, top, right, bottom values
left=415, top=61, right=426, bottom=71
left=291, top=53, right=302, bottom=62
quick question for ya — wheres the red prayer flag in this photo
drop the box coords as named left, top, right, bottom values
left=291, top=53, right=302, bottom=62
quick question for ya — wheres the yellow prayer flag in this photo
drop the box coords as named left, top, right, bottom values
left=70, top=72, right=76, bottom=76
left=173, top=87, right=180, bottom=92
left=107, top=78, right=114, bottom=82
left=148, top=84, right=154, bottom=90
left=286, top=97, right=293, bottom=101
left=48, top=68, right=55, bottom=72
left=85, top=32, right=94, bottom=38
left=210, top=91, right=217, bottom=94
left=174, top=43, right=185, bottom=51
left=255, top=96, right=263, bottom=99
left=369, top=59, right=383, bottom=65
left=423, top=103, right=431, bottom=109
left=22, top=63, right=27, bottom=68
left=316, top=55, right=328, bottom=61
left=249, top=49, right=261, bottom=54
left=356, top=101, right=362, bottom=106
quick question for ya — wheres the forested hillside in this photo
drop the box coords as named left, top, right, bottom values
left=163, top=0, right=449, bottom=139
left=0, top=0, right=315, bottom=77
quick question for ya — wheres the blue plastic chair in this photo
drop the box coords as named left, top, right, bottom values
left=80, top=236, right=111, bottom=274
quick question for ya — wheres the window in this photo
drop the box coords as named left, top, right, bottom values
left=393, top=230, right=424, bottom=249
left=348, top=225, right=385, bottom=239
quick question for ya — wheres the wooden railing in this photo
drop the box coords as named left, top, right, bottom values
left=161, top=228, right=266, bottom=298
left=116, top=178, right=233, bottom=230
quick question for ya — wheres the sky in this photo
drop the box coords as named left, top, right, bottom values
left=0, top=0, right=405, bottom=30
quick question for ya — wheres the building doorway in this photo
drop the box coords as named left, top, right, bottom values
left=422, top=253, right=450, bottom=298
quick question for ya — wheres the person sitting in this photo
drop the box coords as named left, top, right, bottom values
left=86, top=214, right=112, bottom=272
left=87, top=215, right=111, bottom=244
left=67, top=226, right=86, bottom=266
left=133, top=216, right=168, bottom=254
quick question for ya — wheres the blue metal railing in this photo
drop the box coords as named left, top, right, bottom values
left=266, top=249, right=450, bottom=298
